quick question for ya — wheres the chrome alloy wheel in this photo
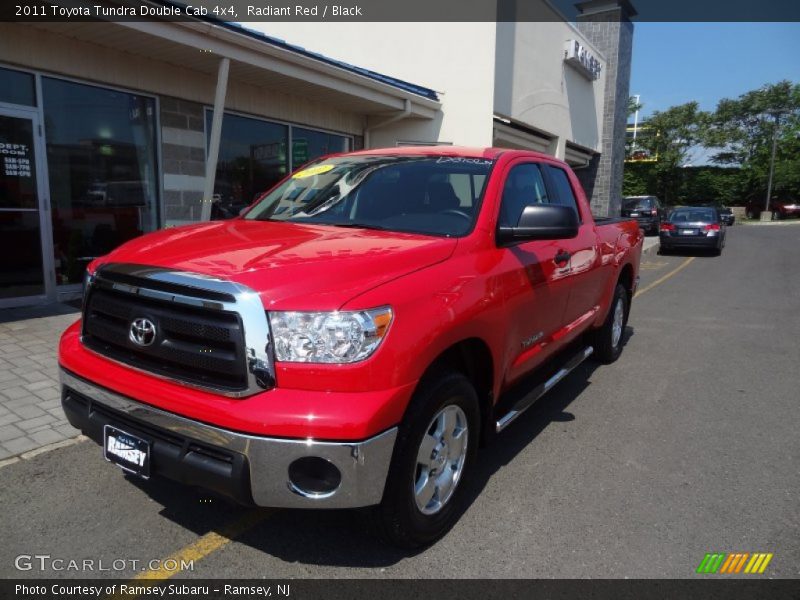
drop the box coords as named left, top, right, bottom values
left=611, top=297, right=625, bottom=349
left=413, top=404, right=469, bottom=515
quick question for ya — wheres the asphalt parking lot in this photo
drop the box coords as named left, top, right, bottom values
left=1, top=223, right=798, bottom=579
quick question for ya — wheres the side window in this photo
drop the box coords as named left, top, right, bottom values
left=498, top=163, right=549, bottom=227
left=545, top=165, right=580, bottom=219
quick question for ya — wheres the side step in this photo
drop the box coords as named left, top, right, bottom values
left=495, top=346, right=594, bottom=433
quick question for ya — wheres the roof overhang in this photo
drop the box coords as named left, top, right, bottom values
left=25, top=19, right=441, bottom=119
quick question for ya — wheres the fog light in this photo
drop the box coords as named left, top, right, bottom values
left=288, top=457, right=342, bottom=498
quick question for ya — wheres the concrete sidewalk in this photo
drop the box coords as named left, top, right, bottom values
left=0, top=304, right=81, bottom=460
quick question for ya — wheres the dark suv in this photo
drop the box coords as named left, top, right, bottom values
left=622, top=195, right=663, bottom=235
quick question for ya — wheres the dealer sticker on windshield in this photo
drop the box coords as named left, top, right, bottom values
left=103, top=425, right=151, bottom=478
left=292, top=164, right=335, bottom=179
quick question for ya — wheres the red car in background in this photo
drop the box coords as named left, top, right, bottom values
left=745, top=199, right=800, bottom=220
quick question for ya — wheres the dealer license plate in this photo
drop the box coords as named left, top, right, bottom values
left=680, top=229, right=697, bottom=235
left=103, top=425, right=151, bottom=478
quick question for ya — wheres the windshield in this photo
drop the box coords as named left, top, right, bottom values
left=668, top=208, right=717, bottom=223
left=243, top=155, right=494, bottom=237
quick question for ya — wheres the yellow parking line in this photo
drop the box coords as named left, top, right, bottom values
left=635, top=257, right=695, bottom=298
left=134, top=509, right=272, bottom=581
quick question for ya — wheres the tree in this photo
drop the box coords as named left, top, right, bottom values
left=704, top=81, right=800, bottom=202
left=627, top=96, right=642, bottom=117
left=636, top=102, right=709, bottom=204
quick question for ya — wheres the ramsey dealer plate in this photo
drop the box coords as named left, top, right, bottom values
left=103, top=425, right=151, bottom=478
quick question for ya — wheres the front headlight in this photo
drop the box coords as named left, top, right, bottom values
left=269, top=307, right=393, bottom=364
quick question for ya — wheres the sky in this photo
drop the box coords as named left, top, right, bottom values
left=630, top=22, right=800, bottom=118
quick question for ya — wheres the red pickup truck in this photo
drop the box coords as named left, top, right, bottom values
left=59, top=147, right=642, bottom=548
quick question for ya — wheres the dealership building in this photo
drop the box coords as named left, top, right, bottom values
left=0, top=0, right=634, bottom=307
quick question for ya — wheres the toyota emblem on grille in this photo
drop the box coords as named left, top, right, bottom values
left=129, top=317, right=157, bottom=347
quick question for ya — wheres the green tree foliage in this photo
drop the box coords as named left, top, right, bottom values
left=622, top=81, right=800, bottom=207
left=628, top=96, right=643, bottom=117
left=704, top=81, right=800, bottom=202
left=635, top=102, right=709, bottom=205
left=623, top=163, right=740, bottom=207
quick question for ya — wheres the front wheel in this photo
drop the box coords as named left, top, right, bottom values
left=370, top=372, right=480, bottom=549
left=590, top=283, right=629, bottom=363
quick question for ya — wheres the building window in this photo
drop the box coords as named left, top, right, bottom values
left=0, top=67, right=36, bottom=107
left=207, top=111, right=289, bottom=220
left=42, top=77, right=159, bottom=285
left=292, top=126, right=349, bottom=168
left=206, top=110, right=352, bottom=219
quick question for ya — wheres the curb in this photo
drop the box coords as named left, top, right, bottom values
left=642, top=238, right=660, bottom=258
left=738, top=219, right=800, bottom=227
left=0, top=435, right=87, bottom=469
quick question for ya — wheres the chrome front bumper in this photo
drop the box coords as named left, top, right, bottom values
left=60, top=369, right=397, bottom=509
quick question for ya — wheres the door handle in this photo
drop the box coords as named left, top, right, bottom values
left=554, top=250, right=571, bottom=265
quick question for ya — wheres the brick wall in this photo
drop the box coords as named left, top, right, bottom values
left=576, top=4, right=634, bottom=217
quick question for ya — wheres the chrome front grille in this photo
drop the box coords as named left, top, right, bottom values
left=81, top=264, right=275, bottom=397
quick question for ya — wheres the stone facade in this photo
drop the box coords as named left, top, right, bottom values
left=159, top=96, right=206, bottom=224
left=576, top=1, right=635, bottom=217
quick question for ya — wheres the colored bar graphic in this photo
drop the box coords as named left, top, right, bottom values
left=719, top=554, right=736, bottom=574
left=734, top=553, right=749, bottom=573
left=697, top=553, right=726, bottom=573
left=758, top=554, right=773, bottom=573
left=701, top=552, right=774, bottom=575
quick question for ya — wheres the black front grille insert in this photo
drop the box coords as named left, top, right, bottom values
left=82, top=278, right=248, bottom=392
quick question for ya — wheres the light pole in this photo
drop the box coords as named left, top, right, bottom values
left=631, top=94, right=641, bottom=153
left=763, top=109, right=786, bottom=219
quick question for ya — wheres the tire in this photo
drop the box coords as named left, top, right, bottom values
left=590, top=284, right=629, bottom=364
left=370, top=371, right=480, bottom=549
left=658, top=245, right=670, bottom=255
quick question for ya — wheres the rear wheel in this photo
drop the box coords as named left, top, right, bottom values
left=370, top=372, right=479, bottom=549
left=590, top=284, right=629, bottom=364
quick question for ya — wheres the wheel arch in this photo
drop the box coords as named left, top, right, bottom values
left=413, top=337, right=495, bottom=447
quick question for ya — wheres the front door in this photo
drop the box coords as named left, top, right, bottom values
left=0, top=108, right=53, bottom=307
left=495, top=160, right=574, bottom=384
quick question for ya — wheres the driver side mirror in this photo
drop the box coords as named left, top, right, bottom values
left=496, top=204, right=579, bottom=245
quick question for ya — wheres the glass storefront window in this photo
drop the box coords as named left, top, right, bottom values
left=207, top=111, right=352, bottom=220
left=292, top=127, right=349, bottom=168
left=42, top=77, right=159, bottom=285
left=207, top=112, right=288, bottom=220
left=0, top=67, right=36, bottom=107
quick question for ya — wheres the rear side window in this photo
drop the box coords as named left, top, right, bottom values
left=545, top=165, right=581, bottom=219
left=498, top=163, right=550, bottom=227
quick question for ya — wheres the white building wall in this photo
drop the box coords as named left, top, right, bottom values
left=247, top=22, right=497, bottom=148
left=494, top=18, right=607, bottom=158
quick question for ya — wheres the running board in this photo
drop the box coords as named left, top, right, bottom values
left=495, top=346, right=594, bottom=433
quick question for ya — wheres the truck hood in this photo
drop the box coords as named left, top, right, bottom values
left=98, top=220, right=457, bottom=309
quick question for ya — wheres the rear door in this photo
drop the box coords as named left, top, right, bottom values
left=494, top=160, right=573, bottom=383
left=543, top=164, right=605, bottom=332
